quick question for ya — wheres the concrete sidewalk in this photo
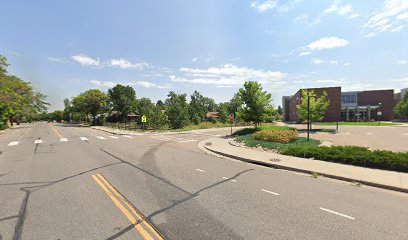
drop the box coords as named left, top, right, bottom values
left=199, top=137, right=408, bottom=193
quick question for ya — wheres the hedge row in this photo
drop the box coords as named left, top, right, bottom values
left=254, top=129, right=298, bottom=144
left=280, top=145, right=408, bottom=173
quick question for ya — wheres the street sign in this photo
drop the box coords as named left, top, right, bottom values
left=229, top=114, right=235, bottom=121
left=141, top=115, right=147, bottom=123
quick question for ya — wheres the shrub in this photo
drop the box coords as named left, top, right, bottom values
left=253, top=129, right=299, bottom=144
left=235, top=134, right=320, bottom=150
left=233, top=127, right=260, bottom=136
left=279, top=145, right=408, bottom=173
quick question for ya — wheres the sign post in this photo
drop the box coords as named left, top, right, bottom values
left=141, top=115, right=147, bottom=132
left=229, top=114, right=235, bottom=135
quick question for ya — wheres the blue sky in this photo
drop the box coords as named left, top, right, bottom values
left=1, top=0, right=407, bottom=111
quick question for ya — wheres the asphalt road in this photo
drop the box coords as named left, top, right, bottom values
left=0, top=122, right=407, bottom=240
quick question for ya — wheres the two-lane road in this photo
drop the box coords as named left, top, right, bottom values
left=0, top=123, right=407, bottom=239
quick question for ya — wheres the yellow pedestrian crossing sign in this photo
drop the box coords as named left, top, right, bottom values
left=141, top=115, right=147, bottom=123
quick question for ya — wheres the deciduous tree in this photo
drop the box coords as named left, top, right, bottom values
left=237, top=81, right=272, bottom=127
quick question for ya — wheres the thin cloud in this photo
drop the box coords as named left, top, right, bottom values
left=170, top=64, right=285, bottom=86
left=72, top=54, right=100, bottom=66
left=133, top=81, right=170, bottom=89
left=89, top=80, right=116, bottom=88
left=363, top=0, right=408, bottom=37
left=307, top=37, right=350, bottom=51
left=251, top=0, right=277, bottom=12
left=110, top=58, right=149, bottom=70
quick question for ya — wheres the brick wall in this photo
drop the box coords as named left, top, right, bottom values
left=357, top=90, right=395, bottom=121
left=286, top=87, right=341, bottom=123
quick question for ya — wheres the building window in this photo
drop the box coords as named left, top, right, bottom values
left=341, top=94, right=357, bottom=104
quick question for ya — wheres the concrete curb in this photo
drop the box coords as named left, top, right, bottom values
left=200, top=139, right=408, bottom=194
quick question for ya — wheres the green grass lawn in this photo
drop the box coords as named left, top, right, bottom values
left=315, top=122, right=400, bottom=126
left=234, top=134, right=320, bottom=151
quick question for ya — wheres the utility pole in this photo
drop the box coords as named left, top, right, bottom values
left=307, top=95, right=310, bottom=141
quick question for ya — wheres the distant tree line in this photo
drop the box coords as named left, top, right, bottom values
left=0, top=55, right=49, bottom=129
left=56, top=81, right=282, bottom=129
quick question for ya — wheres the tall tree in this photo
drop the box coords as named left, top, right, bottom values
left=277, top=105, right=283, bottom=115
left=296, top=89, right=330, bottom=124
left=394, top=93, right=408, bottom=118
left=72, top=89, right=108, bottom=125
left=107, top=84, right=137, bottom=121
left=165, top=91, right=189, bottom=129
left=237, top=81, right=272, bottom=127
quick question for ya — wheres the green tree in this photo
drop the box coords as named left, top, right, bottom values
left=189, top=90, right=216, bottom=124
left=72, top=89, right=108, bottom=125
left=394, top=93, right=408, bottom=118
left=277, top=105, right=283, bottom=115
left=151, top=104, right=169, bottom=130
left=136, top=97, right=155, bottom=125
left=237, top=81, right=272, bottom=127
left=296, top=89, right=330, bottom=124
left=217, top=102, right=230, bottom=123
left=107, top=84, right=137, bottom=121
left=165, top=91, right=189, bottom=129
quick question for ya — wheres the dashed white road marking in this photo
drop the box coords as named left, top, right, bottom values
left=80, top=137, right=89, bottom=141
left=109, top=136, right=119, bottom=139
left=404, top=133, right=408, bottom=136
left=261, top=189, right=280, bottom=196
left=60, top=138, right=68, bottom=142
left=8, top=141, right=19, bottom=146
left=222, top=177, right=237, bottom=182
left=319, top=207, right=355, bottom=220
left=176, top=139, right=197, bottom=143
left=366, top=132, right=374, bottom=135
left=151, top=136, right=172, bottom=141
left=122, top=135, right=133, bottom=138
left=97, top=136, right=107, bottom=140
left=34, top=140, right=43, bottom=144
left=195, top=169, right=205, bottom=173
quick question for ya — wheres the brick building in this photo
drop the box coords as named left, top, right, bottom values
left=283, top=87, right=405, bottom=122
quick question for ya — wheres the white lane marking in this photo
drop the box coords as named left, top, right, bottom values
left=34, top=140, right=43, bottom=144
left=190, top=132, right=222, bottom=137
left=109, top=136, right=119, bottom=139
left=8, top=141, right=19, bottom=146
left=222, top=177, right=237, bottom=182
left=97, top=136, right=107, bottom=140
left=177, top=139, right=197, bottom=143
left=366, top=132, right=374, bottom=135
left=80, top=137, right=89, bottom=141
left=151, top=136, right=172, bottom=141
left=122, top=135, right=133, bottom=138
left=195, top=169, right=205, bottom=172
left=60, top=138, right=68, bottom=142
left=319, top=207, right=355, bottom=220
left=261, top=189, right=280, bottom=196
left=404, top=133, right=408, bottom=136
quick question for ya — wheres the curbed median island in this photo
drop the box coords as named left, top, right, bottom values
left=232, top=126, right=408, bottom=173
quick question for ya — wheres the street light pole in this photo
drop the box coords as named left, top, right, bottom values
left=307, top=95, right=310, bottom=142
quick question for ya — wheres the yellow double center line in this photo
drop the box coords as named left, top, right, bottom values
left=92, top=174, right=164, bottom=240
left=49, top=123, right=64, bottom=138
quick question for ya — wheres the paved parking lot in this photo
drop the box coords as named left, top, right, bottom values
left=297, top=125, right=408, bottom=152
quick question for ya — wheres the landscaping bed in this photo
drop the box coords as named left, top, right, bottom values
left=233, top=126, right=408, bottom=173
